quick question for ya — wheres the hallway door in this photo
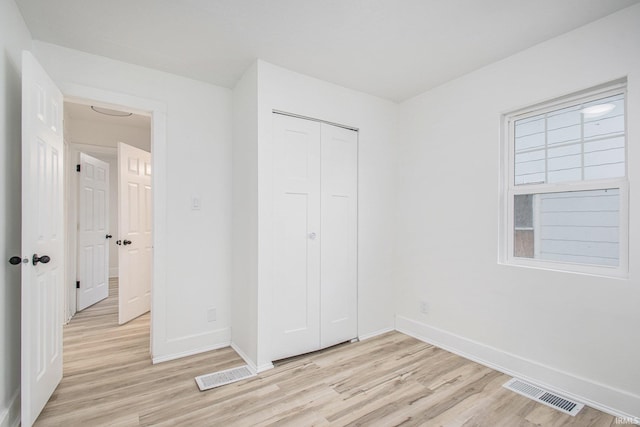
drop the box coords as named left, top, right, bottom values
left=21, top=50, right=64, bottom=427
left=118, top=142, right=152, bottom=324
left=77, top=152, right=110, bottom=310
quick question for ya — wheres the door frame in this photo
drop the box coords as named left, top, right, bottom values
left=61, top=83, right=167, bottom=359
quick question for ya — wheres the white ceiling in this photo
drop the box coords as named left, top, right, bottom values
left=15, top=0, right=640, bottom=102
left=65, top=102, right=150, bottom=129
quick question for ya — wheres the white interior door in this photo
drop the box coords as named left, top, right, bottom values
left=320, top=123, right=358, bottom=348
left=76, top=153, right=110, bottom=311
left=272, top=114, right=322, bottom=360
left=21, top=51, right=64, bottom=427
left=118, top=142, right=152, bottom=325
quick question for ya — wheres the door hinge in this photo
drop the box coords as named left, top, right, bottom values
left=76, top=164, right=81, bottom=172
left=76, top=281, right=80, bottom=289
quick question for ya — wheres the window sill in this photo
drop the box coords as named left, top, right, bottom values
left=498, top=257, right=628, bottom=280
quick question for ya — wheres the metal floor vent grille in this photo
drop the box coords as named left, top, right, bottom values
left=503, top=378, right=584, bottom=416
left=195, top=365, right=255, bottom=391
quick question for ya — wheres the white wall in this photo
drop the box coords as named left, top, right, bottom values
left=67, top=118, right=151, bottom=152
left=0, top=0, right=31, bottom=425
left=231, top=62, right=259, bottom=365
left=105, top=153, right=118, bottom=277
left=31, top=41, right=234, bottom=360
left=5, top=0, right=637, bottom=421
left=395, top=4, right=640, bottom=418
left=251, top=60, right=398, bottom=369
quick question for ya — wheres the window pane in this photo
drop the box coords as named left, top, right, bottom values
left=514, top=132, right=545, bottom=152
left=584, top=136, right=624, bottom=153
left=515, top=172, right=545, bottom=186
left=584, top=147, right=624, bottom=166
left=515, top=157, right=545, bottom=176
left=513, top=189, right=619, bottom=266
left=515, top=115, right=544, bottom=138
left=548, top=125, right=580, bottom=145
left=548, top=168, right=581, bottom=183
left=584, top=115, right=624, bottom=139
left=514, top=194, right=533, bottom=228
left=513, top=92, right=625, bottom=185
left=548, top=144, right=581, bottom=158
left=584, top=163, right=625, bottom=180
left=547, top=153, right=581, bottom=171
left=547, top=105, right=581, bottom=130
left=583, top=94, right=624, bottom=140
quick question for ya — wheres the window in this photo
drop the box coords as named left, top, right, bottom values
left=502, top=82, right=628, bottom=277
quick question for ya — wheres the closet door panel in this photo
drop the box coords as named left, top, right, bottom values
left=272, top=114, right=321, bottom=360
left=320, top=123, right=358, bottom=348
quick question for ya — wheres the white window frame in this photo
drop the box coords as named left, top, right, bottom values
left=500, top=82, right=629, bottom=278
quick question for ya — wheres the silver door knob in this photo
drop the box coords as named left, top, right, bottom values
left=309, top=232, right=317, bottom=240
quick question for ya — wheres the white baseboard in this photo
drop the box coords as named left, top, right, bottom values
left=154, top=327, right=231, bottom=364
left=358, top=327, right=395, bottom=341
left=152, top=341, right=230, bottom=364
left=230, top=342, right=258, bottom=373
left=256, top=362, right=275, bottom=373
left=229, top=342, right=274, bottom=374
left=395, top=315, right=640, bottom=420
left=0, top=389, right=20, bottom=427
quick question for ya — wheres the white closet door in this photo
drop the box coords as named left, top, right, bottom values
left=320, top=123, right=358, bottom=348
left=272, top=114, right=322, bottom=360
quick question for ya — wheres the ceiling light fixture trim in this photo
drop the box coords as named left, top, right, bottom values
left=581, top=103, right=615, bottom=118
left=91, top=105, right=133, bottom=117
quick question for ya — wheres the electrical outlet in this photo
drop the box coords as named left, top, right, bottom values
left=207, top=308, right=216, bottom=322
left=191, top=196, right=201, bottom=210
left=420, top=301, right=429, bottom=314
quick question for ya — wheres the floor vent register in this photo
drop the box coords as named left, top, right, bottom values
left=195, top=365, right=255, bottom=391
left=503, top=378, right=584, bottom=416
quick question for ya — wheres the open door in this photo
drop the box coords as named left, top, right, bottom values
left=21, top=51, right=64, bottom=427
left=77, top=153, right=110, bottom=311
left=118, top=142, right=152, bottom=324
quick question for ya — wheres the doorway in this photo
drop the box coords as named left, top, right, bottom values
left=20, top=55, right=168, bottom=425
left=63, top=101, right=152, bottom=326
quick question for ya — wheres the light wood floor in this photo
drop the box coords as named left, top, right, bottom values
left=35, top=279, right=621, bottom=426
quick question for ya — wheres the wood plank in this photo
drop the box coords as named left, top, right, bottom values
left=34, top=279, right=621, bottom=426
